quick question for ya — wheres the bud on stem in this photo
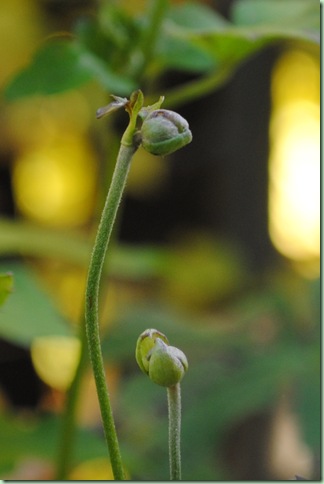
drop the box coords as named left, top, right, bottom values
left=135, top=328, right=188, bottom=480
left=140, top=109, right=192, bottom=156
left=135, top=329, right=188, bottom=387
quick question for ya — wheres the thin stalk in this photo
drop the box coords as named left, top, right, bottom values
left=132, top=0, right=169, bottom=81
left=149, top=65, right=234, bottom=110
left=55, top=323, right=88, bottom=480
left=85, top=141, right=138, bottom=480
left=167, top=383, right=182, bottom=480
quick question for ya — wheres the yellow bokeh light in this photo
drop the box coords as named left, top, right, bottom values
left=69, top=458, right=115, bottom=480
left=268, top=48, right=320, bottom=275
left=0, top=0, right=44, bottom=85
left=13, top=135, right=98, bottom=227
left=31, top=335, right=81, bottom=391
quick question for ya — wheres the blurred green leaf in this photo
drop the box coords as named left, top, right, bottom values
left=182, top=339, right=318, bottom=478
left=114, top=271, right=320, bottom=479
left=164, top=0, right=319, bottom=76
left=3, top=0, right=318, bottom=106
left=181, top=26, right=317, bottom=72
left=4, top=40, right=135, bottom=101
left=0, top=262, right=72, bottom=347
left=0, top=218, right=167, bottom=281
left=292, top=347, right=320, bottom=450
left=156, top=35, right=215, bottom=73
left=166, top=2, right=229, bottom=31
left=231, top=0, right=319, bottom=31
left=100, top=297, right=257, bottom=368
left=75, top=45, right=135, bottom=94
left=0, top=412, right=109, bottom=476
left=0, top=272, right=13, bottom=307
left=5, top=41, right=93, bottom=100
left=156, top=2, right=228, bottom=73
left=96, top=2, right=142, bottom=64
left=183, top=342, right=311, bottom=434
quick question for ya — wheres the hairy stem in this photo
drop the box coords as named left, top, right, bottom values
left=167, top=383, right=182, bottom=480
left=85, top=141, right=137, bottom=480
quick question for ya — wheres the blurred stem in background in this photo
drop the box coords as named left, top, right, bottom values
left=55, top=323, right=88, bottom=480
left=132, top=0, right=169, bottom=82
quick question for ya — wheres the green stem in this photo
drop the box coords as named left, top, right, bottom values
left=132, top=0, right=169, bottom=81
left=55, top=323, right=88, bottom=480
left=85, top=140, right=138, bottom=480
left=149, top=66, right=234, bottom=110
left=167, top=383, right=182, bottom=480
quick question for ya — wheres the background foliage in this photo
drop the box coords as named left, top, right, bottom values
left=0, top=0, right=320, bottom=480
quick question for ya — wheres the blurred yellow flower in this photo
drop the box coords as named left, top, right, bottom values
left=31, top=335, right=80, bottom=391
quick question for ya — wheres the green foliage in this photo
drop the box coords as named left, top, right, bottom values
left=232, top=0, right=319, bottom=32
left=0, top=261, right=72, bottom=347
left=0, top=412, right=109, bottom=476
left=3, top=0, right=319, bottom=103
left=4, top=40, right=135, bottom=100
left=112, top=288, right=319, bottom=479
left=0, top=0, right=320, bottom=479
left=0, top=272, right=13, bottom=307
left=295, top=374, right=321, bottom=450
left=0, top=246, right=319, bottom=479
left=0, top=218, right=166, bottom=281
left=156, top=2, right=228, bottom=72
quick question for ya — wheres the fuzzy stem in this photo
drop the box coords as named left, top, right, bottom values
left=85, top=140, right=137, bottom=480
left=167, top=383, right=182, bottom=480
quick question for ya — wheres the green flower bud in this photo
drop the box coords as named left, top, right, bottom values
left=140, top=110, right=192, bottom=156
left=148, top=338, right=188, bottom=387
left=135, top=329, right=188, bottom=387
left=136, top=329, right=169, bottom=374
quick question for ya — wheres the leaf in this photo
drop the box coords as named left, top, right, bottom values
left=155, top=2, right=228, bottom=73
left=0, top=272, right=13, bottom=307
left=292, top=346, right=321, bottom=450
left=76, top=46, right=135, bottom=94
left=296, top=376, right=321, bottom=450
left=4, top=40, right=135, bottom=101
left=96, top=95, right=129, bottom=119
left=231, top=0, right=319, bottom=31
left=4, top=40, right=92, bottom=100
left=156, top=35, right=216, bottom=73
left=179, top=342, right=318, bottom=480
left=166, top=2, right=229, bottom=32
left=0, top=412, right=109, bottom=476
left=0, top=218, right=167, bottom=281
left=162, top=0, right=319, bottom=79
left=230, top=0, right=320, bottom=45
left=0, top=261, right=72, bottom=348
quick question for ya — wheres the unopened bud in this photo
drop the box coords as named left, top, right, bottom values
left=136, top=329, right=188, bottom=387
left=140, top=110, right=192, bottom=156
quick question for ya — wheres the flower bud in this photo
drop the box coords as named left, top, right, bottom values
left=140, top=110, right=192, bottom=156
left=136, top=329, right=169, bottom=374
left=136, top=329, right=188, bottom=387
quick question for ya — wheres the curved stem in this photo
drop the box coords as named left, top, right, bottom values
left=148, top=65, right=234, bottom=110
left=85, top=141, right=137, bottom=480
left=167, top=383, right=182, bottom=480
